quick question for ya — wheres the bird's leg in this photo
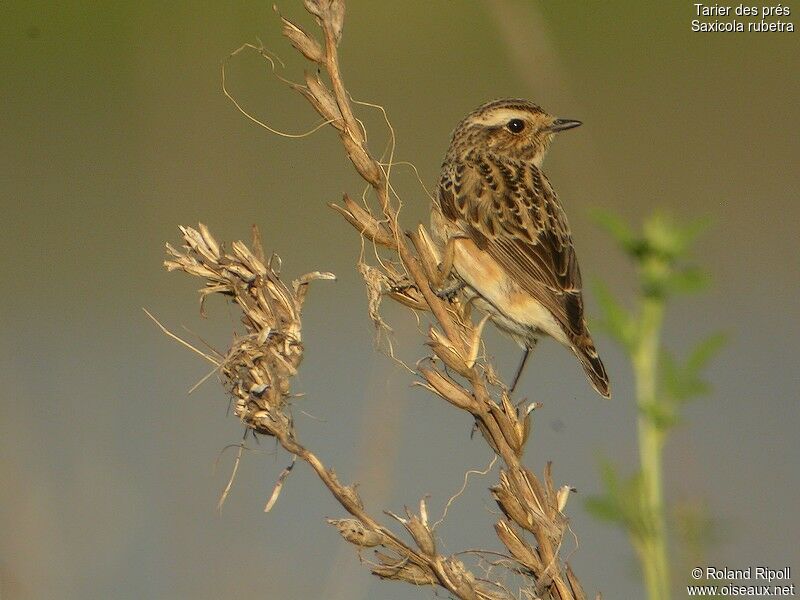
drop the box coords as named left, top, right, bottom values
left=509, top=348, right=530, bottom=393
left=433, top=238, right=464, bottom=299
left=509, top=342, right=536, bottom=394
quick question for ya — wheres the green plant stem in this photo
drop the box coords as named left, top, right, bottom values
left=633, top=296, right=670, bottom=600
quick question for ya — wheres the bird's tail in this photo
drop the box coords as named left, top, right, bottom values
left=572, top=337, right=611, bottom=399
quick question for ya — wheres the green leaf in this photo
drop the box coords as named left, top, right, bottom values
left=592, top=281, right=636, bottom=350
left=660, top=333, right=726, bottom=403
left=686, top=332, right=727, bottom=373
left=640, top=400, right=679, bottom=431
left=586, top=461, right=626, bottom=525
left=663, top=267, right=710, bottom=295
left=590, top=209, right=642, bottom=256
left=586, top=463, right=655, bottom=540
left=585, top=496, right=624, bottom=523
left=641, top=212, right=709, bottom=262
left=661, top=350, right=694, bottom=402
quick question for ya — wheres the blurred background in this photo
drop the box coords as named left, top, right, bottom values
left=1, top=1, right=798, bottom=598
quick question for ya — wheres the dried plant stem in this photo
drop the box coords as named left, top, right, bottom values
left=275, top=432, right=416, bottom=557
left=279, top=3, right=588, bottom=597
left=162, top=2, right=598, bottom=599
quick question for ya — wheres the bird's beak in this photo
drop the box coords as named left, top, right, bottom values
left=546, top=118, right=582, bottom=133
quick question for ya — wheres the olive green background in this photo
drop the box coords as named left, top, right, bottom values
left=1, top=1, right=798, bottom=598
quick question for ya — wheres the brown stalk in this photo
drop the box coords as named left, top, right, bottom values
left=163, top=2, right=599, bottom=599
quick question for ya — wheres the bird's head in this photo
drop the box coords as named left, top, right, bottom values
left=450, top=98, right=581, bottom=167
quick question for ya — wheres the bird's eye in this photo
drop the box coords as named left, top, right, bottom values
left=506, top=119, right=526, bottom=133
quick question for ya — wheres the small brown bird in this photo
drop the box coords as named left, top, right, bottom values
left=431, top=98, right=610, bottom=398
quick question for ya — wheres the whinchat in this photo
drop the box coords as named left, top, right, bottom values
left=431, top=98, right=610, bottom=398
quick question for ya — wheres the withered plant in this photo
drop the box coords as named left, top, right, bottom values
left=162, top=2, right=599, bottom=599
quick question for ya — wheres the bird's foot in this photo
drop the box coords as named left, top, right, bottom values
left=434, top=279, right=465, bottom=301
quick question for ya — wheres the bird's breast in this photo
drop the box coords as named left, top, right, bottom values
left=452, top=238, right=569, bottom=346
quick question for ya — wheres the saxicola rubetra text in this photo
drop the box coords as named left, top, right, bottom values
left=431, top=98, right=610, bottom=398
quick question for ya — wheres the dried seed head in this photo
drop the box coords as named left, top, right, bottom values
left=428, top=326, right=470, bottom=376
left=372, top=550, right=437, bottom=585
left=494, top=520, right=542, bottom=572
left=329, top=194, right=395, bottom=248
left=556, top=485, right=577, bottom=513
left=327, top=518, right=384, bottom=547
left=418, top=368, right=475, bottom=411
left=358, top=262, right=393, bottom=334
left=404, top=513, right=436, bottom=557
left=304, top=0, right=345, bottom=43
left=281, top=17, right=325, bottom=63
left=443, top=557, right=479, bottom=600
left=165, top=225, right=334, bottom=438
left=304, top=71, right=343, bottom=124
left=491, top=478, right=530, bottom=528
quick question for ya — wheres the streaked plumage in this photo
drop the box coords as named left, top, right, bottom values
left=432, top=98, right=610, bottom=398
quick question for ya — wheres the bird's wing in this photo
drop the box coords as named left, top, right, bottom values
left=437, top=153, right=586, bottom=341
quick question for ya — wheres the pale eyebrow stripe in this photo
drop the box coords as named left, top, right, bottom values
left=474, top=108, right=529, bottom=126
